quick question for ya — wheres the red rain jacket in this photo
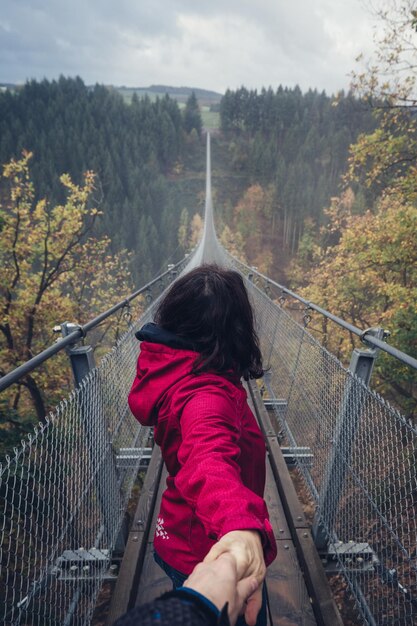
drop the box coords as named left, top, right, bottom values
left=128, top=324, right=277, bottom=575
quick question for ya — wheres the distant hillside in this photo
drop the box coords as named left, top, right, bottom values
left=149, top=85, right=222, bottom=98
left=116, top=84, right=223, bottom=106
left=0, top=83, right=21, bottom=92
left=0, top=80, right=223, bottom=106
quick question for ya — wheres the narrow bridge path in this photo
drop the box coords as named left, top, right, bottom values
left=106, top=134, right=342, bottom=626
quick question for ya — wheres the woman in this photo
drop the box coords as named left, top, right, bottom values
left=128, top=265, right=277, bottom=626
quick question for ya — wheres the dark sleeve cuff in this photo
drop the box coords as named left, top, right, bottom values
left=113, top=593, right=230, bottom=626
left=175, top=587, right=220, bottom=617
left=163, top=588, right=231, bottom=626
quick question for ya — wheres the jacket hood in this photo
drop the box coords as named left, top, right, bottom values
left=128, top=323, right=199, bottom=426
left=135, top=322, right=196, bottom=351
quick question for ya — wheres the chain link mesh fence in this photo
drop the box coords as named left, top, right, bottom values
left=229, top=255, right=417, bottom=626
left=0, top=265, right=185, bottom=626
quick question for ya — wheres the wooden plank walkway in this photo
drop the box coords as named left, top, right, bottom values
left=106, top=381, right=342, bottom=626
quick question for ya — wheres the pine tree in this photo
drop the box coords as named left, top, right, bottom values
left=183, top=92, right=202, bottom=137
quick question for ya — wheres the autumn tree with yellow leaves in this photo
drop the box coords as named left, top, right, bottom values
left=178, top=210, right=204, bottom=251
left=291, top=190, right=417, bottom=416
left=232, top=184, right=275, bottom=275
left=0, top=153, right=134, bottom=441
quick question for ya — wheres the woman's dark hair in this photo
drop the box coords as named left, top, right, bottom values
left=154, top=264, right=263, bottom=379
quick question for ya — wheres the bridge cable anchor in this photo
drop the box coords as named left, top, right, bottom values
left=59, top=321, right=87, bottom=342
left=359, top=327, right=390, bottom=351
left=303, top=306, right=313, bottom=327
left=122, top=300, right=132, bottom=326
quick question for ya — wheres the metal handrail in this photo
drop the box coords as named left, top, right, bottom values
left=0, top=256, right=188, bottom=393
left=228, top=253, right=417, bottom=372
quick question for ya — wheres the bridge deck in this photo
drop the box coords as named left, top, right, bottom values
left=106, top=381, right=342, bottom=626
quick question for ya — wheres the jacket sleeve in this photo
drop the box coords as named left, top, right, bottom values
left=174, top=386, right=277, bottom=566
left=113, top=588, right=229, bottom=626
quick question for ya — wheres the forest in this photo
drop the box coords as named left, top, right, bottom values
left=0, top=78, right=204, bottom=284
left=0, top=77, right=375, bottom=284
left=0, top=2, right=416, bottom=442
left=214, top=86, right=376, bottom=276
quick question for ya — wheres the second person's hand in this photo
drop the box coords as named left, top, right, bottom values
left=183, top=553, right=258, bottom=626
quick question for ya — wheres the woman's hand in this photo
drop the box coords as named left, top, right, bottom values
left=203, top=530, right=266, bottom=626
left=183, top=553, right=258, bottom=626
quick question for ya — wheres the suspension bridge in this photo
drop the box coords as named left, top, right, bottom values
left=1, top=134, right=416, bottom=626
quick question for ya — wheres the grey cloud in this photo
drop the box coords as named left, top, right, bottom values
left=0, top=0, right=376, bottom=93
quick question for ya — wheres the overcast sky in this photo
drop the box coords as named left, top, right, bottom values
left=0, top=0, right=381, bottom=95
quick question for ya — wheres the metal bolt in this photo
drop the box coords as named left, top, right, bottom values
left=279, top=529, right=284, bottom=533
left=303, top=532, right=308, bottom=538
left=136, top=519, right=144, bottom=526
left=284, top=545, right=289, bottom=550
left=110, top=564, right=118, bottom=573
left=297, top=516, right=302, bottom=521
left=132, top=536, right=139, bottom=542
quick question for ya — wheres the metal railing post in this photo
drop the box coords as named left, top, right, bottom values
left=61, top=322, right=124, bottom=549
left=312, top=327, right=387, bottom=551
left=60, top=322, right=95, bottom=385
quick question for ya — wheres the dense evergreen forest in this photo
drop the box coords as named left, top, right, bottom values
left=215, top=86, right=375, bottom=274
left=0, top=76, right=204, bottom=283
left=0, top=77, right=376, bottom=285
